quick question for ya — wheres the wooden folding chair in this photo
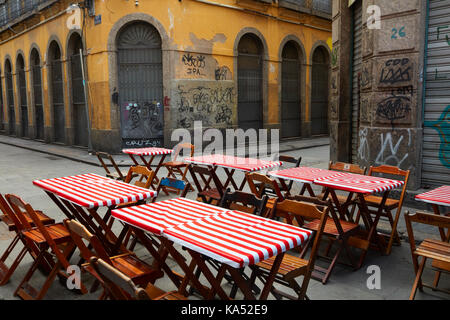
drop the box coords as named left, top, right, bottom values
left=152, top=177, right=191, bottom=203
left=287, top=194, right=359, bottom=283
left=64, top=219, right=163, bottom=299
left=277, top=155, right=302, bottom=195
left=162, top=143, right=194, bottom=191
left=5, top=194, right=83, bottom=300
left=356, top=164, right=410, bottom=255
left=89, top=257, right=186, bottom=300
left=249, top=199, right=328, bottom=300
left=247, top=172, right=285, bottom=201
left=189, top=164, right=224, bottom=204
left=0, top=194, right=56, bottom=285
left=319, top=161, right=366, bottom=219
left=219, top=189, right=269, bottom=217
left=404, top=211, right=450, bottom=300
left=96, top=151, right=129, bottom=181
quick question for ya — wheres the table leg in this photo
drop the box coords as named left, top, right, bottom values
left=223, top=168, right=239, bottom=190
left=128, top=154, right=140, bottom=166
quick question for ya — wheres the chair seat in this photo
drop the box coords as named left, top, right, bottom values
left=256, top=254, right=308, bottom=281
left=163, top=161, right=186, bottom=168
left=198, top=188, right=222, bottom=200
left=319, top=193, right=356, bottom=205
left=85, top=253, right=164, bottom=287
left=144, top=283, right=187, bottom=300
left=362, top=195, right=399, bottom=209
left=106, top=171, right=129, bottom=180
left=22, top=223, right=71, bottom=246
left=1, top=211, right=55, bottom=232
left=303, top=219, right=359, bottom=237
left=415, top=239, right=450, bottom=265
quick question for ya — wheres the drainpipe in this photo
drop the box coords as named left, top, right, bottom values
left=421, top=0, right=430, bottom=123
left=349, top=4, right=355, bottom=163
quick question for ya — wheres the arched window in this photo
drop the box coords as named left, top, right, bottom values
left=48, top=41, right=65, bottom=143
left=237, top=34, right=264, bottom=131
left=31, top=48, right=44, bottom=140
left=281, top=41, right=302, bottom=138
left=311, top=46, right=330, bottom=135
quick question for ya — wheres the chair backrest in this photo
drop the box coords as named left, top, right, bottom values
left=246, top=172, right=284, bottom=201
left=152, top=177, right=191, bottom=202
left=89, top=257, right=142, bottom=300
left=64, top=219, right=112, bottom=264
left=368, top=164, right=410, bottom=207
left=171, top=143, right=195, bottom=162
left=404, top=211, right=450, bottom=254
left=189, top=164, right=224, bottom=197
left=96, top=152, right=124, bottom=180
left=273, top=199, right=328, bottom=272
left=124, top=165, right=155, bottom=189
left=328, top=161, right=366, bottom=175
left=0, top=193, right=26, bottom=231
left=219, top=189, right=268, bottom=216
left=279, top=155, right=302, bottom=167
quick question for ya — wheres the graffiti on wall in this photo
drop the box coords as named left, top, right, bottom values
left=181, top=53, right=207, bottom=76
left=374, top=129, right=411, bottom=168
left=174, top=83, right=235, bottom=129
left=376, top=86, right=412, bottom=124
left=379, top=58, right=412, bottom=85
left=424, top=105, right=450, bottom=169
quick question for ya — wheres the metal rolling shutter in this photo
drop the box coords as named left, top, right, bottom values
left=422, top=0, right=450, bottom=186
left=351, top=0, right=362, bottom=162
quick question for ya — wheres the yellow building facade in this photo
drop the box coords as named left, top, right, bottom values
left=0, top=0, right=331, bottom=152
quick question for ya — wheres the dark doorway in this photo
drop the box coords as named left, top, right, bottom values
left=31, top=49, right=44, bottom=140
left=17, top=55, right=28, bottom=137
left=237, top=33, right=264, bottom=131
left=5, top=60, right=15, bottom=135
left=311, top=46, right=330, bottom=136
left=48, top=41, right=65, bottom=143
left=281, top=41, right=301, bottom=138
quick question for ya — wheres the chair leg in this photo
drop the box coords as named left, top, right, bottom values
left=410, top=256, right=426, bottom=300
left=385, top=209, right=402, bottom=255
left=0, top=235, right=25, bottom=285
left=14, top=251, right=49, bottom=299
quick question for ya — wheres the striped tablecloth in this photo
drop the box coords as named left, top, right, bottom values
left=111, top=197, right=228, bottom=235
left=112, top=198, right=312, bottom=268
left=122, top=147, right=173, bottom=156
left=33, top=173, right=157, bottom=209
left=314, top=172, right=404, bottom=194
left=268, top=166, right=344, bottom=184
left=415, top=186, right=450, bottom=206
left=185, top=154, right=282, bottom=172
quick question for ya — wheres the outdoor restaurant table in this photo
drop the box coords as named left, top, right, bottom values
left=184, top=154, right=282, bottom=191
left=415, top=186, right=450, bottom=241
left=33, top=173, right=157, bottom=254
left=122, top=147, right=173, bottom=188
left=268, top=166, right=345, bottom=197
left=314, top=172, right=404, bottom=268
left=111, top=197, right=312, bottom=300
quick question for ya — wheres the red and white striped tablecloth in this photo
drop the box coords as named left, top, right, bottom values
left=111, top=197, right=228, bottom=235
left=415, top=186, right=450, bottom=206
left=314, top=172, right=404, bottom=194
left=268, top=166, right=344, bottom=184
left=164, top=209, right=312, bottom=268
left=185, top=154, right=282, bottom=172
left=122, top=147, right=173, bottom=156
left=33, top=173, right=156, bottom=209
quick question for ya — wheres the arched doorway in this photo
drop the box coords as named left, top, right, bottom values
left=16, top=54, right=28, bottom=137
left=237, top=33, right=264, bottom=131
left=31, top=48, right=44, bottom=140
left=281, top=41, right=302, bottom=138
left=5, top=59, right=15, bottom=135
left=311, top=46, right=330, bottom=136
left=117, top=21, right=164, bottom=148
left=0, top=67, right=3, bottom=131
left=68, top=33, right=88, bottom=147
left=48, top=41, right=65, bottom=143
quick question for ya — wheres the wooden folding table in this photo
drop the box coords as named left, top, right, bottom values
left=185, top=154, right=282, bottom=191
left=122, top=147, right=173, bottom=188
left=314, top=172, right=404, bottom=268
left=111, top=197, right=312, bottom=300
left=33, top=173, right=157, bottom=254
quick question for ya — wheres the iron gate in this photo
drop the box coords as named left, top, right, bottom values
left=18, top=58, right=28, bottom=137
left=71, top=52, right=88, bottom=147
left=311, top=47, right=329, bottom=136
left=51, top=59, right=65, bottom=143
left=117, top=22, right=164, bottom=148
left=32, top=58, right=44, bottom=140
left=281, top=42, right=301, bottom=138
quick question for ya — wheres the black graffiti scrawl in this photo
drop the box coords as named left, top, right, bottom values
left=376, top=86, right=413, bottom=124
left=379, top=58, right=412, bottom=85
